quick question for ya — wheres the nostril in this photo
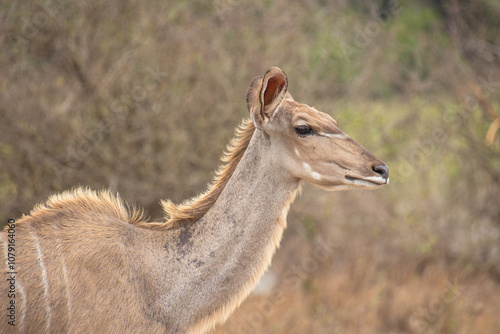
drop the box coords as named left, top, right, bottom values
left=372, top=164, right=389, bottom=179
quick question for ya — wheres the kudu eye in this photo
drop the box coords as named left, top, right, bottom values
left=295, top=125, right=313, bottom=136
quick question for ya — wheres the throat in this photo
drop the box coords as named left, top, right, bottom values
left=182, top=167, right=300, bottom=333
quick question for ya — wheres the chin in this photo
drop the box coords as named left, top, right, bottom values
left=312, top=178, right=389, bottom=191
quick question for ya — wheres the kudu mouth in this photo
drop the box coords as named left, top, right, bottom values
left=345, top=163, right=390, bottom=187
left=345, top=175, right=389, bottom=187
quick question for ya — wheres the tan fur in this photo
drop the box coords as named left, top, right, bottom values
left=188, top=185, right=302, bottom=334
left=1, top=67, right=388, bottom=334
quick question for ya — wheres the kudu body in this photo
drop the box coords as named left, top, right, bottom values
left=1, top=67, right=388, bottom=333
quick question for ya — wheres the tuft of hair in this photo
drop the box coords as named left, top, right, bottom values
left=160, top=118, right=256, bottom=229
left=25, top=187, right=145, bottom=225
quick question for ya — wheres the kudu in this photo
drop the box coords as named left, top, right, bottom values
left=1, top=67, right=388, bottom=333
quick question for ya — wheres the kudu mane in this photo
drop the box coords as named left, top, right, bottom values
left=25, top=187, right=145, bottom=226
left=159, top=118, right=256, bottom=229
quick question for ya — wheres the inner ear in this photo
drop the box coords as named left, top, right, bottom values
left=259, top=67, right=288, bottom=121
left=247, top=67, right=288, bottom=129
left=264, top=74, right=286, bottom=106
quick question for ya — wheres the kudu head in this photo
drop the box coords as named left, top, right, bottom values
left=246, top=67, right=389, bottom=190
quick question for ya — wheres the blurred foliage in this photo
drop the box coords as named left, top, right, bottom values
left=1, top=0, right=500, bottom=332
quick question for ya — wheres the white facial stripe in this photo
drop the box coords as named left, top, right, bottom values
left=295, top=149, right=300, bottom=156
left=303, top=163, right=321, bottom=180
left=318, top=132, right=347, bottom=139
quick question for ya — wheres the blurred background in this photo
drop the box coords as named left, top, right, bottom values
left=1, top=0, right=499, bottom=332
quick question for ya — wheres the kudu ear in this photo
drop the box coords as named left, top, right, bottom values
left=246, top=67, right=288, bottom=128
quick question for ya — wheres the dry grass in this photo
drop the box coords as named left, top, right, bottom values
left=217, top=255, right=500, bottom=333
left=1, top=0, right=500, bottom=332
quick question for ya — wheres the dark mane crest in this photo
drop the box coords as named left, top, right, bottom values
left=158, top=118, right=255, bottom=229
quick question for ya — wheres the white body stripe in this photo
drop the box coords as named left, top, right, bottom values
left=57, top=239, right=73, bottom=324
left=30, top=228, right=52, bottom=333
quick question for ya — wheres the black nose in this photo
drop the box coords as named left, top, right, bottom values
left=372, top=164, right=389, bottom=179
